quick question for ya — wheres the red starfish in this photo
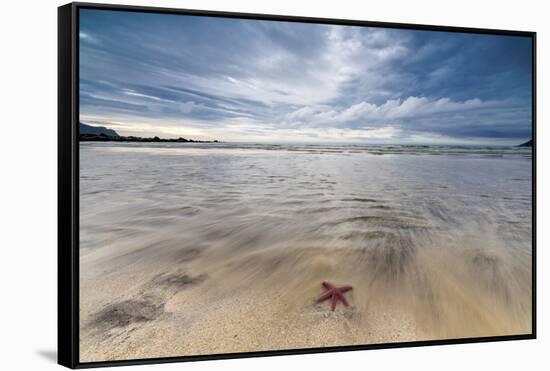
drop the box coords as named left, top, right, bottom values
left=317, top=281, right=353, bottom=311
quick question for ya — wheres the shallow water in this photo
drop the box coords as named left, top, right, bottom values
left=79, top=142, right=532, bottom=359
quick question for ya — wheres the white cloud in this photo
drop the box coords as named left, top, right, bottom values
left=79, top=31, right=100, bottom=44
left=154, top=25, right=411, bottom=109
left=123, top=89, right=165, bottom=102
left=283, top=96, right=491, bottom=128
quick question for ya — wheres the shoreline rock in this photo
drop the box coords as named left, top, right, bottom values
left=79, top=133, right=219, bottom=143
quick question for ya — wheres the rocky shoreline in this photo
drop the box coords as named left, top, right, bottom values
left=80, top=133, right=219, bottom=143
left=518, top=139, right=533, bottom=147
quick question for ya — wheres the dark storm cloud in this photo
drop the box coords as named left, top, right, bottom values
left=79, top=9, right=532, bottom=143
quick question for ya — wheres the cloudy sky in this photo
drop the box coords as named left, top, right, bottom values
left=79, top=9, right=532, bottom=144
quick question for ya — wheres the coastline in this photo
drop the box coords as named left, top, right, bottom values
left=79, top=134, right=219, bottom=143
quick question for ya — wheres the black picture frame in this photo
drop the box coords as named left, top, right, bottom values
left=58, top=2, right=537, bottom=369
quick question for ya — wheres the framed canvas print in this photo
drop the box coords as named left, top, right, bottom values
left=58, top=2, right=536, bottom=368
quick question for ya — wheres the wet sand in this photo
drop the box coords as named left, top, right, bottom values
left=79, top=143, right=532, bottom=362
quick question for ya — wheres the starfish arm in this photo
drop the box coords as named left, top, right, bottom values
left=317, top=290, right=334, bottom=303
left=337, top=292, right=349, bottom=307
left=339, top=286, right=353, bottom=293
left=331, top=294, right=337, bottom=311
left=322, top=281, right=335, bottom=290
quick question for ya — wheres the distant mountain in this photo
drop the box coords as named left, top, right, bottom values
left=80, top=122, right=119, bottom=137
left=518, top=139, right=532, bottom=147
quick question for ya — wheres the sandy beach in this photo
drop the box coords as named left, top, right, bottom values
left=79, top=143, right=532, bottom=362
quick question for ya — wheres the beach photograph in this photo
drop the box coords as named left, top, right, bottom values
left=78, top=9, right=533, bottom=362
